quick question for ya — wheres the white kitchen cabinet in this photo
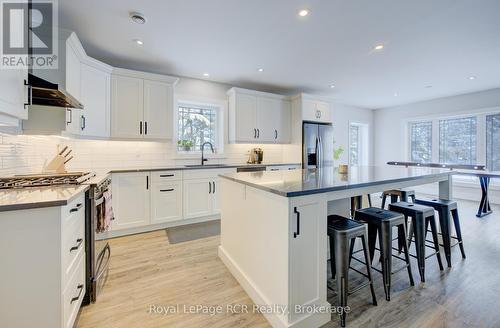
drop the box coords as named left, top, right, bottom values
left=65, top=40, right=81, bottom=101
left=111, top=75, right=144, bottom=138
left=228, top=87, right=291, bottom=143
left=111, top=68, right=178, bottom=140
left=183, top=178, right=213, bottom=219
left=211, top=176, right=223, bottom=214
left=111, top=172, right=151, bottom=230
left=143, top=79, right=173, bottom=139
left=79, top=62, right=111, bottom=137
left=295, top=94, right=332, bottom=123
left=151, top=180, right=183, bottom=224
left=0, top=68, right=28, bottom=122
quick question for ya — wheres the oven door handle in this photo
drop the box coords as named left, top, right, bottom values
left=95, top=196, right=104, bottom=206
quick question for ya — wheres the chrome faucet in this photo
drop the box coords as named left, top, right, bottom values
left=201, top=142, right=215, bottom=165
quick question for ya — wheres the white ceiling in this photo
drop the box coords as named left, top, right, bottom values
left=60, top=0, right=500, bottom=109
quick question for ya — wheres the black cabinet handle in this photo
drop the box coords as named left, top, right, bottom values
left=66, top=109, right=72, bottom=125
left=140, top=121, right=143, bottom=135
left=70, top=284, right=84, bottom=304
left=160, top=188, right=174, bottom=192
left=69, top=203, right=83, bottom=213
left=145, top=121, right=148, bottom=135
left=160, top=174, right=175, bottom=177
left=70, top=238, right=83, bottom=252
left=212, top=181, right=216, bottom=194
left=254, top=128, right=257, bottom=138
left=257, top=129, right=260, bottom=138
left=81, top=115, right=86, bottom=131
left=146, top=176, right=149, bottom=189
left=24, top=80, right=32, bottom=108
left=209, top=181, right=212, bottom=194
left=275, top=129, right=278, bottom=139
left=293, top=207, right=300, bottom=238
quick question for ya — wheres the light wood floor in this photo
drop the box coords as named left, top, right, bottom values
left=77, top=198, right=500, bottom=328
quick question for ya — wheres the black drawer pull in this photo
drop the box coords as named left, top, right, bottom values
left=70, top=238, right=83, bottom=252
left=69, top=203, right=83, bottom=213
left=70, top=284, right=84, bottom=304
left=160, top=189, right=174, bottom=192
left=160, top=174, right=175, bottom=177
left=293, top=207, right=300, bottom=238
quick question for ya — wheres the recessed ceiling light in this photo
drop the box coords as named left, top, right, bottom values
left=425, top=85, right=433, bottom=88
left=134, top=39, right=143, bottom=45
left=257, top=68, right=264, bottom=72
left=203, top=73, right=210, bottom=77
left=329, top=84, right=335, bottom=89
left=393, top=92, right=398, bottom=97
left=298, top=9, right=310, bottom=17
left=130, top=12, right=147, bottom=25
left=468, top=76, right=476, bottom=80
left=374, top=44, right=384, bottom=51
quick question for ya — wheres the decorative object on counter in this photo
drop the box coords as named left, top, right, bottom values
left=338, top=164, right=348, bottom=174
left=247, top=148, right=264, bottom=164
left=332, top=138, right=345, bottom=170
left=44, top=145, right=73, bottom=173
left=178, top=139, right=193, bottom=151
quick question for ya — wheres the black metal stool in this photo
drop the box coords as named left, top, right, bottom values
left=328, top=215, right=377, bottom=327
left=414, top=198, right=466, bottom=267
left=354, top=208, right=414, bottom=301
left=381, top=189, right=416, bottom=209
left=388, top=202, right=444, bottom=282
left=350, top=194, right=373, bottom=217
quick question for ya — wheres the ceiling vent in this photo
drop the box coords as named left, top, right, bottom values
left=130, top=12, right=147, bottom=24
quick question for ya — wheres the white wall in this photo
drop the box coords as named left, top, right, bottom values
left=373, top=87, right=500, bottom=204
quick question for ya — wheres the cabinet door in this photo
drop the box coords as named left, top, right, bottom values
left=235, top=93, right=257, bottom=142
left=278, top=100, right=291, bottom=143
left=111, top=172, right=150, bottom=230
left=65, top=42, right=81, bottom=101
left=212, top=178, right=222, bottom=214
left=151, top=181, right=183, bottom=224
left=257, top=97, right=280, bottom=142
left=316, top=101, right=332, bottom=123
left=301, top=99, right=318, bottom=122
left=111, top=75, right=144, bottom=138
left=65, top=108, right=82, bottom=135
left=0, top=69, right=28, bottom=121
left=143, top=79, right=173, bottom=139
left=80, top=63, right=110, bottom=137
left=183, top=178, right=212, bottom=219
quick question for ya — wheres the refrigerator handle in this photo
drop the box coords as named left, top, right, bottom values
left=315, top=137, right=320, bottom=168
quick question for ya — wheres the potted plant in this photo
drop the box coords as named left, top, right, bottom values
left=332, top=140, right=347, bottom=173
left=178, top=139, right=193, bottom=151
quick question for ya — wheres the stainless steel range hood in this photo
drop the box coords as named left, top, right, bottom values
left=28, top=73, right=84, bottom=109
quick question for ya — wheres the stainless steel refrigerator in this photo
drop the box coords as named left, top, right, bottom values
left=302, top=122, right=334, bottom=168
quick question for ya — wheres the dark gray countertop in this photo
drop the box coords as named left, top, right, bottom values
left=109, top=163, right=300, bottom=173
left=220, top=166, right=455, bottom=197
left=0, top=184, right=89, bottom=212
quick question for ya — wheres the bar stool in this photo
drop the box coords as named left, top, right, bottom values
left=328, top=215, right=377, bottom=327
left=381, top=189, right=416, bottom=209
left=354, top=208, right=414, bottom=301
left=350, top=194, right=373, bottom=217
left=388, top=202, right=444, bottom=282
left=414, top=198, right=466, bottom=267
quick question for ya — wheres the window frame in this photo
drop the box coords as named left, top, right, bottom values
left=174, top=96, right=226, bottom=157
left=348, top=121, right=370, bottom=166
left=408, top=120, right=433, bottom=163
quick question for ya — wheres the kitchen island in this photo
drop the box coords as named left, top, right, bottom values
left=218, top=166, right=454, bottom=328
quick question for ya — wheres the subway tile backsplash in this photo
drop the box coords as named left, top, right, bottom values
left=0, top=132, right=294, bottom=176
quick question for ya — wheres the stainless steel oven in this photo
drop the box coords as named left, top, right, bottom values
left=83, top=175, right=112, bottom=305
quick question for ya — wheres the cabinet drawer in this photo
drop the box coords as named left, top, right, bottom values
left=62, top=212, right=85, bottom=287
left=63, top=252, right=85, bottom=328
left=183, top=168, right=236, bottom=180
left=151, top=170, right=182, bottom=182
left=61, top=193, right=85, bottom=230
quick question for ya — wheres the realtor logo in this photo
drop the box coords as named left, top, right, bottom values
left=1, top=0, right=58, bottom=69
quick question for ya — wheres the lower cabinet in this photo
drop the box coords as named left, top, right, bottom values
left=111, top=172, right=150, bottom=230
left=183, top=178, right=213, bottom=219
left=151, top=180, right=183, bottom=223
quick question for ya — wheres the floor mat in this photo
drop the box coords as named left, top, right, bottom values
left=166, top=220, right=220, bottom=244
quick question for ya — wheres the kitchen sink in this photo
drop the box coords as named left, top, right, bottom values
left=184, top=164, right=229, bottom=168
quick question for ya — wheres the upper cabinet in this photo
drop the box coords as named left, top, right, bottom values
left=292, top=94, right=332, bottom=124
left=227, top=87, right=291, bottom=144
left=111, top=69, right=177, bottom=140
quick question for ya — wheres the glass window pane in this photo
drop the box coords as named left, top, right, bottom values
left=349, top=125, right=359, bottom=165
left=410, top=121, right=432, bottom=163
left=487, top=113, right=500, bottom=171
left=177, top=104, right=218, bottom=152
left=439, top=117, right=477, bottom=164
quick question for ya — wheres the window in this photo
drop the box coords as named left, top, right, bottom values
left=439, top=117, right=477, bottom=164
left=487, top=114, right=500, bottom=171
left=349, top=123, right=369, bottom=166
left=349, top=125, right=360, bottom=165
left=177, top=103, right=219, bottom=152
left=410, top=121, right=432, bottom=163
